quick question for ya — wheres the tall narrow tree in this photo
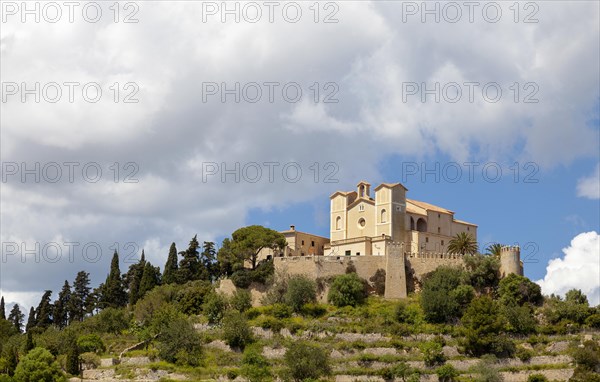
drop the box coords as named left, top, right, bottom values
left=178, top=235, right=201, bottom=283
left=34, top=290, right=53, bottom=329
left=125, top=250, right=146, bottom=306
left=162, top=243, right=179, bottom=284
left=138, top=261, right=161, bottom=299
left=200, top=241, right=217, bottom=281
left=99, top=251, right=128, bottom=309
left=25, top=307, right=36, bottom=332
left=8, top=304, right=25, bottom=332
left=0, top=296, right=5, bottom=320
left=69, top=271, right=91, bottom=321
left=54, top=280, right=72, bottom=328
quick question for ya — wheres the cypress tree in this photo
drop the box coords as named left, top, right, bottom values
left=100, top=251, right=127, bottom=308
left=54, top=280, right=71, bottom=328
left=126, top=250, right=146, bottom=306
left=162, top=243, right=179, bottom=284
left=69, top=271, right=91, bottom=321
left=178, top=235, right=201, bottom=283
left=0, top=296, right=5, bottom=320
left=24, top=330, right=34, bottom=352
left=25, top=307, right=35, bottom=332
left=34, top=290, right=53, bottom=328
left=65, top=337, right=80, bottom=375
left=8, top=304, right=25, bottom=333
left=138, top=261, right=161, bottom=299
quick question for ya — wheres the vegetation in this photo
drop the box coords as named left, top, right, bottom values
left=0, top=224, right=597, bottom=381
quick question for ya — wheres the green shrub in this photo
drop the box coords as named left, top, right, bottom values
left=14, top=347, right=66, bottom=382
left=284, top=275, right=317, bottom=312
left=245, top=307, right=262, bottom=320
left=79, top=352, right=100, bottom=370
left=240, top=345, right=271, bottom=382
left=504, top=304, right=537, bottom=334
left=300, top=303, right=327, bottom=318
left=516, top=347, right=533, bottom=362
left=585, top=313, right=600, bottom=329
left=203, top=292, right=227, bottom=324
left=255, top=316, right=284, bottom=333
left=328, top=273, right=368, bottom=307
left=83, top=307, right=130, bottom=334
left=571, top=340, right=600, bottom=372
left=284, top=342, right=330, bottom=381
left=498, top=273, right=543, bottom=307
left=421, top=266, right=469, bottom=323
left=270, top=304, right=292, bottom=319
left=156, top=317, right=202, bottom=366
left=435, top=364, right=458, bottom=382
left=76, top=334, right=105, bottom=354
left=222, top=311, right=253, bottom=350
left=230, top=289, right=253, bottom=313
left=420, top=341, right=445, bottom=367
left=527, top=374, right=548, bottom=382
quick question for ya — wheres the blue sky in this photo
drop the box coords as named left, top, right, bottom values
left=247, top=153, right=600, bottom=283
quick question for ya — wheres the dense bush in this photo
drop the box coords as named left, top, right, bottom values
left=498, top=274, right=543, bottom=307
left=327, top=273, right=368, bottom=307
left=13, top=347, right=66, bottom=382
left=435, top=364, right=458, bottom=382
left=203, top=292, right=227, bottom=324
left=284, top=275, right=317, bottom=312
left=421, top=266, right=469, bottom=323
left=175, top=280, right=213, bottom=315
left=369, top=269, right=386, bottom=296
left=571, top=340, right=600, bottom=372
left=503, top=304, right=537, bottom=334
left=222, top=311, right=253, bottom=350
left=83, top=308, right=130, bottom=335
left=420, top=341, right=446, bottom=367
left=240, top=345, right=271, bottom=382
left=230, top=289, right=252, bottom=313
left=284, top=342, right=330, bottom=381
left=156, top=317, right=202, bottom=366
left=461, top=296, right=514, bottom=357
left=515, top=347, right=533, bottom=362
left=300, top=303, right=327, bottom=318
left=76, top=334, right=105, bottom=354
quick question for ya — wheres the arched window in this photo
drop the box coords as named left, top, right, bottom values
left=381, top=209, right=387, bottom=223
left=410, top=217, right=415, bottom=230
left=416, top=218, right=427, bottom=232
left=335, top=216, right=342, bottom=230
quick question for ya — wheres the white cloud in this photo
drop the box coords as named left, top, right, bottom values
left=537, top=231, right=600, bottom=306
left=577, top=164, right=600, bottom=200
left=0, top=1, right=598, bottom=300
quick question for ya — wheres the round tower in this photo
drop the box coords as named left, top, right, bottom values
left=500, top=245, right=522, bottom=277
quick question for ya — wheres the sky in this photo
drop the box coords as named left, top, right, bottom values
left=0, top=0, right=599, bottom=316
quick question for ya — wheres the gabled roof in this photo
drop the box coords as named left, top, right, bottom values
left=374, top=182, right=408, bottom=191
left=347, top=196, right=375, bottom=210
left=330, top=190, right=357, bottom=199
left=407, top=199, right=454, bottom=214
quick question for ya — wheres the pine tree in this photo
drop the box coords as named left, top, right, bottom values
left=162, top=242, right=179, bottom=284
left=125, top=250, right=146, bottom=306
left=99, top=251, right=128, bottom=309
left=0, top=296, right=5, bottom=320
left=25, top=307, right=36, bottom=332
left=8, top=304, right=25, bottom=332
left=138, top=261, right=161, bottom=299
left=200, top=241, right=217, bottom=281
left=53, top=280, right=72, bottom=329
left=69, top=271, right=91, bottom=322
left=178, top=235, right=201, bottom=283
left=24, top=330, right=34, bottom=352
left=34, top=290, right=53, bottom=328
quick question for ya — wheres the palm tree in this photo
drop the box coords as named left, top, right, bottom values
left=486, top=243, right=503, bottom=257
left=447, top=232, right=478, bottom=256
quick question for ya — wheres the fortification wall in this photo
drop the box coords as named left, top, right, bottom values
left=406, top=254, right=465, bottom=281
left=274, top=256, right=386, bottom=281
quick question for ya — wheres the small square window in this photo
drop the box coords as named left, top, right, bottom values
left=356, top=252, right=360, bottom=256
left=301, top=252, right=305, bottom=256
left=345, top=250, right=351, bottom=256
